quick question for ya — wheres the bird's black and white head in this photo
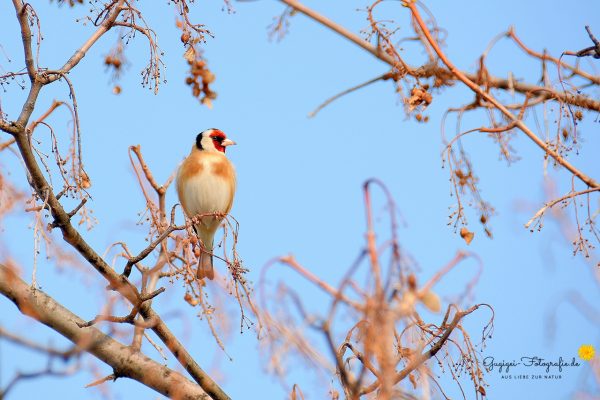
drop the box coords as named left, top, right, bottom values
left=196, top=128, right=236, bottom=154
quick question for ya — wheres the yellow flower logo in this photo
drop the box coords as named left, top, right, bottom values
left=578, top=344, right=595, bottom=361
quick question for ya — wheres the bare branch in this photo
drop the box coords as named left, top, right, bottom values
left=404, top=1, right=598, bottom=189
left=279, top=256, right=363, bottom=311
left=0, top=263, right=209, bottom=400
left=564, top=26, right=600, bottom=59
left=1, top=362, right=79, bottom=399
left=47, top=0, right=126, bottom=82
left=0, top=119, right=20, bottom=135
left=123, top=223, right=181, bottom=277
left=525, top=187, right=600, bottom=229
left=0, top=137, right=16, bottom=150
left=309, top=73, right=392, bottom=118
left=77, top=287, right=165, bottom=328
left=85, top=374, right=115, bottom=388
left=12, top=0, right=36, bottom=80
left=278, top=0, right=600, bottom=113
left=507, top=27, right=600, bottom=83
left=0, top=326, right=78, bottom=360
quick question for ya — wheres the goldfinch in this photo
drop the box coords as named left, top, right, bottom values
left=176, top=129, right=236, bottom=280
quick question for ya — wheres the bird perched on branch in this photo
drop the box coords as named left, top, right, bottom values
left=176, top=128, right=237, bottom=280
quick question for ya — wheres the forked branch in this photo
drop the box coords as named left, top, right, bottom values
left=404, top=0, right=598, bottom=189
left=278, top=0, right=598, bottom=190
left=0, top=263, right=209, bottom=400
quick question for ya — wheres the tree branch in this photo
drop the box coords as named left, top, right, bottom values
left=404, top=0, right=598, bottom=189
left=46, top=0, right=126, bottom=83
left=359, top=305, right=479, bottom=396
left=0, top=263, right=209, bottom=400
left=278, top=0, right=600, bottom=113
left=507, top=27, right=600, bottom=84
left=12, top=0, right=36, bottom=80
left=525, top=187, right=600, bottom=229
left=0, top=326, right=78, bottom=360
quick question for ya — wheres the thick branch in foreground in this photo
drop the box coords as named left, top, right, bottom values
left=0, top=264, right=208, bottom=400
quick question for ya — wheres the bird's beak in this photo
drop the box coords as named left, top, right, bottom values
left=221, top=138, right=236, bottom=147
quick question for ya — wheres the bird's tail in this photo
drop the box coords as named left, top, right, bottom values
left=197, top=250, right=214, bottom=280
left=196, top=227, right=215, bottom=280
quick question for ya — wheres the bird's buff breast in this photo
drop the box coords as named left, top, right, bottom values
left=177, top=153, right=236, bottom=222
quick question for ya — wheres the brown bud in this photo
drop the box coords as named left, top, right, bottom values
left=192, top=85, right=201, bottom=98
left=201, top=97, right=213, bottom=109
left=420, top=290, right=441, bottom=313
left=460, top=226, right=474, bottom=245
left=409, top=374, right=417, bottom=389
left=422, top=91, right=432, bottom=105
left=184, top=292, right=199, bottom=306
left=205, top=90, right=217, bottom=100
left=79, top=171, right=91, bottom=189
left=201, top=71, right=215, bottom=84
left=407, top=273, right=417, bottom=290
left=181, top=32, right=191, bottom=44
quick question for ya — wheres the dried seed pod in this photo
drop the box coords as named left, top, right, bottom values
left=460, top=226, right=474, bottom=245
left=181, top=32, right=191, bottom=44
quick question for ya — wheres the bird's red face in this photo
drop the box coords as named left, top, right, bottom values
left=210, top=130, right=228, bottom=153
left=196, top=128, right=236, bottom=153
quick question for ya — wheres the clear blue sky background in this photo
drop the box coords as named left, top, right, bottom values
left=1, top=1, right=599, bottom=399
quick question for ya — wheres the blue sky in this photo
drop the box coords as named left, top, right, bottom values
left=1, top=0, right=599, bottom=399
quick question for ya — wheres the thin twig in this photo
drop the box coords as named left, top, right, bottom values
left=309, top=73, right=391, bottom=117
left=525, top=187, right=600, bottom=229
